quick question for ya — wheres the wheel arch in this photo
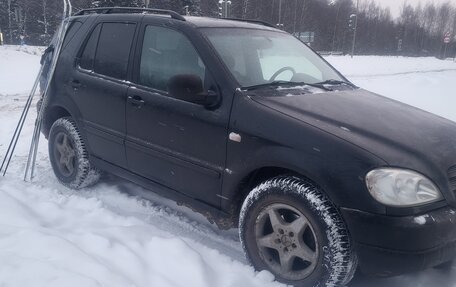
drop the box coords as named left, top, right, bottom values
left=226, top=165, right=325, bottom=228
left=42, top=105, right=72, bottom=138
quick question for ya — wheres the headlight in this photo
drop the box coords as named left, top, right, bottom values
left=366, top=168, right=443, bottom=207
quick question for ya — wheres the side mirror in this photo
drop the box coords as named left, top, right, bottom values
left=168, top=74, right=220, bottom=108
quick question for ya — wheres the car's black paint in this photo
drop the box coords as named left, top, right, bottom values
left=43, top=13, right=456, bottom=277
left=342, top=206, right=456, bottom=276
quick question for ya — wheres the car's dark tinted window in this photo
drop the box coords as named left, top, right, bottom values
left=94, top=22, right=136, bottom=79
left=63, top=21, right=83, bottom=49
left=139, top=26, right=206, bottom=91
left=79, top=24, right=101, bottom=70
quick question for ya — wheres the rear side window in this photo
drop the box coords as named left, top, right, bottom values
left=79, top=22, right=136, bottom=79
left=94, top=23, right=136, bottom=79
left=79, top=24, right=101, bottom=70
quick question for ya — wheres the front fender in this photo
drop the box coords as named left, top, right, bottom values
left=222, top=93, right=387, bottom=215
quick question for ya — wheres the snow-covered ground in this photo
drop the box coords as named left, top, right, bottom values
left=0, top=46, right=456, bottom=287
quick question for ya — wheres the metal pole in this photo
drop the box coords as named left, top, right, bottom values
left=278, top=0, right=282, bottom=27
left=332, top=1, right=341, bottom=53
left=351, top=0, right=359, bottom=58
left=25, top=0, right=72, bottom=181
left=1, top=64, right=44, bottom=176
left=444, top=42, right=448, bottom=59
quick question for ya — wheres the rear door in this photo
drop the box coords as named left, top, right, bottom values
left=125, top=22, right=231, bottom=206
left=72, top=20, right=138, bottom=167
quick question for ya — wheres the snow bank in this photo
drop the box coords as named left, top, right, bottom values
left=0, top=178, right=281, bottom=287
left=326, top=55, right=456, bottom=78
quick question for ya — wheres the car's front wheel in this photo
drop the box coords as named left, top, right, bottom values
left=239, top=176, right=357, bottom=287
left=48, top=117, right=100, bottom=189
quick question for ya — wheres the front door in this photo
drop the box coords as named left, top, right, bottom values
left=72, top=21, right=137, bottom=167
left=125, top=24, right=230, bottom=206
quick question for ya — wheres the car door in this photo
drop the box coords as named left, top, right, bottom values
left=125, top=23, right=230, bottom=206
left=71, top=21, right=137, bottom=167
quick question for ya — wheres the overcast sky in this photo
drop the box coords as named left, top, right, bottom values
left=372, top=0, right=456, bottom=18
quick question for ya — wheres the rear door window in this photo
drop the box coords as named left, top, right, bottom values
left=79, top=22, right=136, bottom=79
left=94, top=23, right=136, bottom=79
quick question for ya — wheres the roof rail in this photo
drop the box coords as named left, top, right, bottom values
left=225, top=18, right=275, bottom=28
left=74, top=7, right=186, bottom=21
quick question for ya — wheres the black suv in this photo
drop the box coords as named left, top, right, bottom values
left=41, top=7, right=456, bottom=287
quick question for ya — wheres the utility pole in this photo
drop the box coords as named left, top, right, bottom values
left=144, top=0, right=150, bottom=8
left=351, top=0, right=359, bottom=58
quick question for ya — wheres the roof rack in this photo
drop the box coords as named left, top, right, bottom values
left=225, top=18, right=275, bottom=28
left=74, top=7, right=186, bottom=21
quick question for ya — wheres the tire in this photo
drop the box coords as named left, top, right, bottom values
left=239, top=176, right=357, bottom=287
left=48, top=117, right=100, bottom=189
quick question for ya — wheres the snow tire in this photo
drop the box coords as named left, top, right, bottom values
left=48, top=117, right=101, bottom=189
left=239, top=176, right=358, bottom=287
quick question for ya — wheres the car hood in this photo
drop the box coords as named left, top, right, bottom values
left=250, top=88, right=456, bottom=173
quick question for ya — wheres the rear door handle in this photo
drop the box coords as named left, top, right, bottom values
left=128, top=95, right=145, bottom=108
left=71, top=80, right=82, bottom=89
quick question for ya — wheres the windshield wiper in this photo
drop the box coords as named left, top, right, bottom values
left=243, top=81, right=299, bottom=91
left=315, top=79, right=357, bottom=88
left=243, top=81, right=332, bottom=91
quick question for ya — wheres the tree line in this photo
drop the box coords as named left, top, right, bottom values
left=0, top=0, right=455, bottom=57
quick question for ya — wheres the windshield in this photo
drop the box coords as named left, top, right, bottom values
left=202, top=28, right=344, bottom=88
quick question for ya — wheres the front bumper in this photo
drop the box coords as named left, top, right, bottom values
left=341, top=206, right=456, bottom=277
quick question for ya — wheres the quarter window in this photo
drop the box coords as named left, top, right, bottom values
left=79, top=24, right=101, bottom=71
left=139, top=26, right=206, bottom=92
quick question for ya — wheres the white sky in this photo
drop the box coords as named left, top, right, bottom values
left=372, top=0, right=456, bottom=18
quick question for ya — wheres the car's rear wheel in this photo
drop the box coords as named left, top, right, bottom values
left=48, top=117, right=100, bottom=189
left=239, top=176, right=357, bottom=287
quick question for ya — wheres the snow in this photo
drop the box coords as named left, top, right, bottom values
left=1, top=46, right=456, bottom=286
left=326, top=55, right=456, bottom=78
left=414, top=215, right=428, bottom=225
left=0, top=46, right=43, bottom=95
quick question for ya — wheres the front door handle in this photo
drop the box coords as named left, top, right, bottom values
left=128, top=95, right=145, bottom=108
